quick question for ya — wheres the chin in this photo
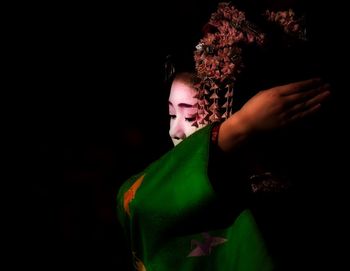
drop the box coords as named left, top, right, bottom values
left=172, top=139, right=182, bottom=146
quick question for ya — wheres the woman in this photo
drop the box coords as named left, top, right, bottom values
left=117, top=2, right=332, bottom=270
left=118, top=74, right=329, bottom=270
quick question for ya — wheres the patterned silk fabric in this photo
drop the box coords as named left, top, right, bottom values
left=117, top=125, right=274, bottom=271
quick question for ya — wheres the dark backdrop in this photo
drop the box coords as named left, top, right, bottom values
left=21, top=1, right=347, bottom=270
left=23, top=1, right=216, bottom=270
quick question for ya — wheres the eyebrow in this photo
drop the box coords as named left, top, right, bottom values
left=168, top=101, right=196, bottom=108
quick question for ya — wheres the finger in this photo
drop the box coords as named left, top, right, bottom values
left=285, top=86, right=331, bottom=109
left=288, top=103, right=322, bottom=123
left=279, top=78, right=323, bottom=96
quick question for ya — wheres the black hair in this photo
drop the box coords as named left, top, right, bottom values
left=162, top=47, right=196, bottom=89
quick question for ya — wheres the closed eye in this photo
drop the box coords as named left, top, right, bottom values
left=185, top=116, right=196, bottom=122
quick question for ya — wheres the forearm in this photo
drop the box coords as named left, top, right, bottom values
left=217, top=111, right=252, bottom=153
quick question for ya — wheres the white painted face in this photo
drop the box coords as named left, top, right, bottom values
left=168, top=78, right=199, bottom=146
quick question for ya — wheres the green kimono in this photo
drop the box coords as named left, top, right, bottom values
left=117, top=125, right=274, bottom=271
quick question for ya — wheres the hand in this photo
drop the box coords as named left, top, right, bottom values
left=236, top=78, right=331, bottom=135
left=218, top=78, right=331, bottom=152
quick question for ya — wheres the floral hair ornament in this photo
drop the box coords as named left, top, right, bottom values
left=194, top=2, right=265, bottom=126
left=264, top=9, right=307, bottom=41
left=193, top=2, right=307, bottom=126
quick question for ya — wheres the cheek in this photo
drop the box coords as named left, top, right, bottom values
left=184, top=123, right=199, bottom=138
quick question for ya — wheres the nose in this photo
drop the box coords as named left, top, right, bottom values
left=169, top=118, right=185, bottom=140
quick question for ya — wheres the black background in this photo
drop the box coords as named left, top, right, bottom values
left=16, top=0, right=348, bottom=270
left=22, top=1, right=216, bottom=270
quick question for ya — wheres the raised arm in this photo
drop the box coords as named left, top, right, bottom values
left=218, top=78, right=331, bottom=152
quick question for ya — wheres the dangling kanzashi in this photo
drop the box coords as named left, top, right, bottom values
left=194, top=2, right=265, bottom=125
